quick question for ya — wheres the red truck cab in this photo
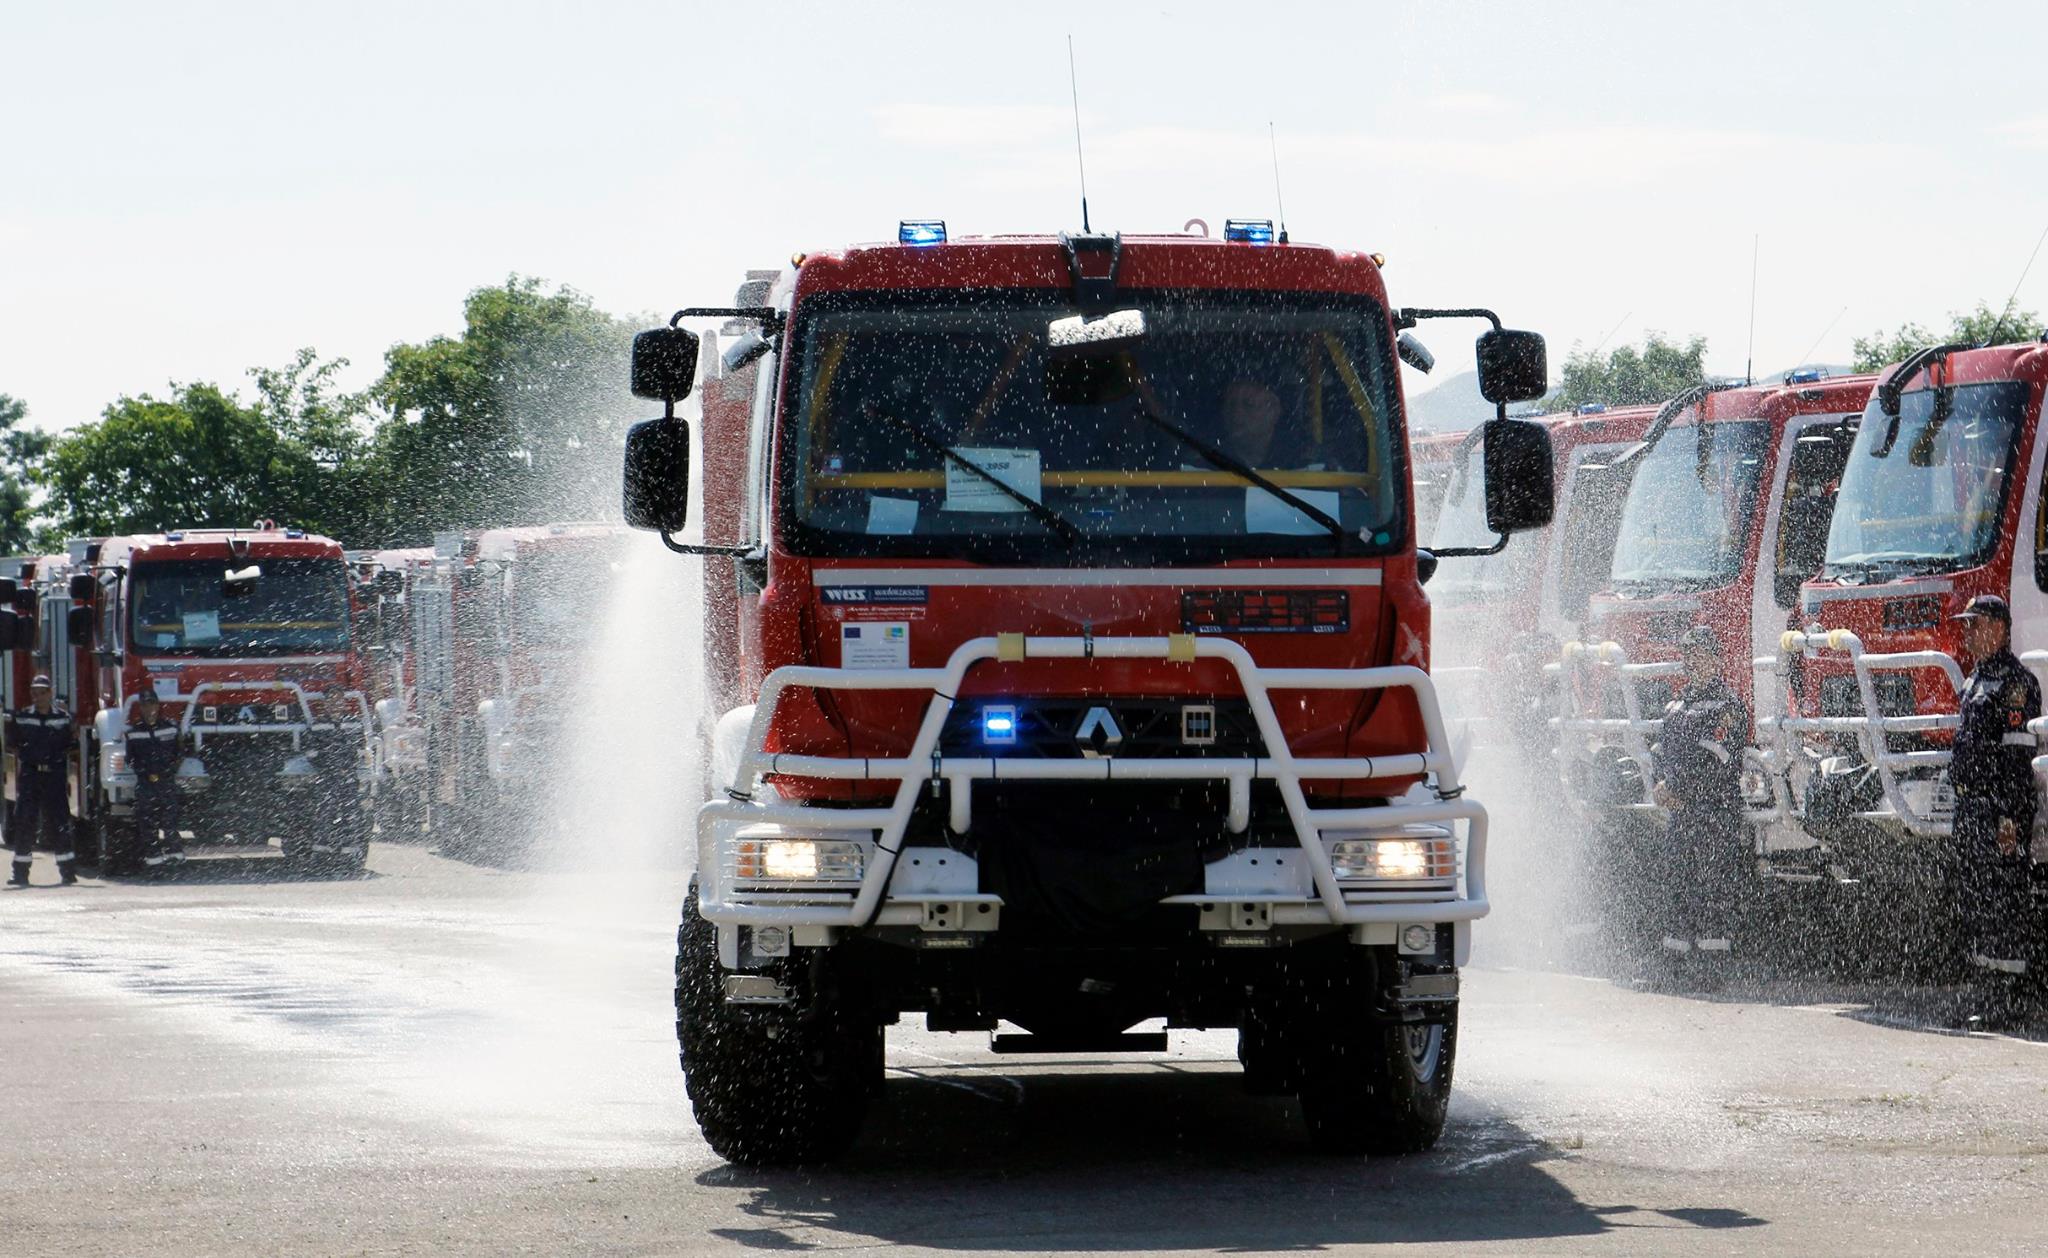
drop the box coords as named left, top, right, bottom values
left=622, top=221, right=1553, bottom=1164
left=66, top=523, right=374, bottom=871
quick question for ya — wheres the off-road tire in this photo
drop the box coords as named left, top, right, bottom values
left=674, top=884, right=877, bottom=1166
left=94, top=814, right=140, bottom=876
left=1298, top=1006, right=1458, bottom=1156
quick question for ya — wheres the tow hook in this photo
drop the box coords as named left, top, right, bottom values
left=723, top=974, right=792, bottom=1006
left=1389, top=970, right=1459, bottom=1023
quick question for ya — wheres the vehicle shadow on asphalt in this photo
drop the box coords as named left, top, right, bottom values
left=93, top=854, right=378, bottom=885
left=695, top=1069, right=1767, bottom=1250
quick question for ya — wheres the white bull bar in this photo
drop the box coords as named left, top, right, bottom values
left=1547, top=640, right=1680, bottom=809
left=1549, top=640, right=1787, bottom=822
left=1757, top=630, right=1964, bottom=837
left=696, top=633, right=1488, bottom=930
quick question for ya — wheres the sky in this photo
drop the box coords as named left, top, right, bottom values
left=4, top=0, right=2046, bottom=435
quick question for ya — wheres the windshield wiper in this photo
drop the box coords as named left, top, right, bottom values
left=1130, top=402, right=1349, bottom=551
left=868, top=406, right=1082, bottom=547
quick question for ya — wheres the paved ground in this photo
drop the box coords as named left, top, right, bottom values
left=2, top=839, right=2044, bottom=1257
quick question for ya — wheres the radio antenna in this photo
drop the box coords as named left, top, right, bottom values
left=1067, top=35, right=1091, bottom=233
left=1984, top=221, right=2048, bottom=347
left=1745, top=234, right=1760, bottom=386
left=1793, top=305, right=1848, bottom=372
left=1268, top=122, right=1289, bottom=244
left=1589, top=310, right=1633, bottom=357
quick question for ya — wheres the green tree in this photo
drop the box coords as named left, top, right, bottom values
left=0, top=394, right=51, bottom=553
left=37, top=351, right=369, bottom=541
left=369, top=276, right=640, bottom=543
left=1851, top=301, right=2045, bottom=372
left=1544, top=332, right=1710, bottom=413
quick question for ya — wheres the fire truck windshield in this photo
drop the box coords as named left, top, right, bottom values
left=1608, top=420, right=1770, bottom=589
left=781, top=291, right=1404, bottom=562
left=130, top=557, right=350, bottom=656
left=1823, top=380, right=2028, bottom=577
left=1427, top=443, right=1516, bottom=601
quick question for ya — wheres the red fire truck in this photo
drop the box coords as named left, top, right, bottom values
left=621, top=219, right=1554, bottom=1164
left=0, top=551, right=87, bottom=836
left=56, top=524, right=377, bottom=872
left=1553, top=372, right=1875, bottom=823
left=399, top=522, right=630, bottom=849
left=1765, top=341, right=2048, bottom=958
left=1426, top=403, right=1659, bottom=767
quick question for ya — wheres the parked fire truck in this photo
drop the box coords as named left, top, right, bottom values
left=353, top=546, right=436, bottom=835
left=0, top=552, right=84, bottom=835
left=1552, top=372, right=1876, bottom=819
left=1761, top=340, right=2048, bottom=961
left=1426, top=403, right=1658, bottom=766
left=46, top=524, right=378, bottom=872
left=396, top=523, right=630, bottom=849
left=621, top=219, right=1554, bottom=1164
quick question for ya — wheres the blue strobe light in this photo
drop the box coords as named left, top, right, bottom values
left=899, top=219, right=948, bottom=246
left=1223, top=218, right=1275, bottom=244
left=981, top=704, right=1018, bottom=746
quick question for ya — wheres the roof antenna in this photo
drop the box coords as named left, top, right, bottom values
left=1984, top=221, right=2048, bottom=347
left=1066, top=35, right=1091, bottom=234
left=1745, top=234, right=1759, bottom=386
left=1588, top=310, right=1633, bottom=357
left=1268, top=122, right=1289, bottom=244
left=1793, top=305, right=1848, bottom=372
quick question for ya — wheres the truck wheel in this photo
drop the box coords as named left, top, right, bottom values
left=1298, top=1009, right=1458, bottom=1156
left=96, top=815, right=139, bottom=876
left=674, top=886, right=877, bottom=1166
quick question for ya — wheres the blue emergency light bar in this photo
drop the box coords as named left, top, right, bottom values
left=899, top=219, right=947, bottom=246
left=981, top=704, right=1018, bottom=746
left=1224, top=218, right=1275, bottom=244
left=1785, top=367, right=1827, bottom=385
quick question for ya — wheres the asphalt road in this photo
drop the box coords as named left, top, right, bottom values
left=3, top=839, right=2044, bottom=1257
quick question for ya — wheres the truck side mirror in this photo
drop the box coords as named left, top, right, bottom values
left=0, top=577, right=16, bottom=602
left=69, top=573, right=97, bottom=603
left=0, top=608, right=19, bottom=651
left=12, top=588, right=34, bottom=615
left=1480, top=417, right=1555, bottom=535
left=624, top=417, right=692, bottom=533
left=1475, top=328, right=1548, bottom=405
left=67, top=604, right=94, bottom=644
left=631, top=327, right=701, bottom=403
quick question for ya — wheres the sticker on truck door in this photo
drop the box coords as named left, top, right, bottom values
left=840, top=622, right=909, bottom=670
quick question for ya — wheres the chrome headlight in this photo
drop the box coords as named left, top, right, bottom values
left=727, top=828, right=867, bottom=884
left=1326, top=833, right=1456, bottom=887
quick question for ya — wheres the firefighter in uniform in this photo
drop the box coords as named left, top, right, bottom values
left=126, top=690, right=187, bottom=871
left=1945, top=594, right=2041, bottom=1019
left=7, top=675, right=76, bottom=887
left=1649, top=625, right=1752, bottom=967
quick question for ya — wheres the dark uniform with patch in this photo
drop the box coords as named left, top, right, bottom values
left=1948, top=632, right=2041, bottom=972
left=1651, top=672, right=1751, bottom=952
left=8, top=701, right=75, bottom=884
left=125, top=710, right=186, bottom=868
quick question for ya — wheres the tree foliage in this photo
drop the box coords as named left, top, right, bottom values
left=0, top=395, right=50, bottom=553
left=1851, top=301, right=2045, bottom=373
left=1543, top=332, right=1710, bottom=413
left=36, top=356, right=371, bottom=541
left=368, top=276, right=639, bottom=543
left=29, top=277, right=641, bottom=549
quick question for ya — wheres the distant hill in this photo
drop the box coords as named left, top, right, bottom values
left=1403, top=370, right=1495, bottom=434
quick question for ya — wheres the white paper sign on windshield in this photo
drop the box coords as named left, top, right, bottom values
left=1246, top=487, right=1341, bottom=535
left=182, top=610, right=222, bottom=642
left=942, top=447, right=1042, bottom=513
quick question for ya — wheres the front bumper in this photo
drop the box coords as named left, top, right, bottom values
left=696, top=634, right=1488, bottom=957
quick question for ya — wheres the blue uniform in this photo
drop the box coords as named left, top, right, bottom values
left=1947, top=648, right=2041, bottom=970
left=1651, top=677, right=1751, bottom=953
left=8, top=705, right=74, bottom=882
left=126, top=713, right=185, bottom=867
